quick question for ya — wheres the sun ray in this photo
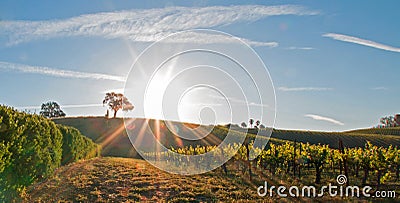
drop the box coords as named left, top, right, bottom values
left=130, top=118, right=151, bottom=147
left=99, top=121, right=127, bottom=148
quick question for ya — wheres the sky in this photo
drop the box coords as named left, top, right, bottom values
left=0, top=0, right=399, bottom=131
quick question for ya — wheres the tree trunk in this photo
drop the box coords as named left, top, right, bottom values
left=377, top=170, right=382, bottom=189
left=271, top=163, right=275, bottom=174
left=221, top=148, right=228, bottom=175
left=245, top=144, right=252, bottom=181
left=113, top=110, right=117, bottom=118
left=355, top=165, right=359, bottom=178
left=362, top=169, right=369, bottom=185
left=315, top=165, right=322, bottom=184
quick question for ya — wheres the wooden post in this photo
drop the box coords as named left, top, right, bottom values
left=205, top=146, right=210, bottom=170
left=293, top=139, right=296, bottom=177
left=298, top=143, right=301, bottom=178
left=339, top=139, right=349, bottom=186
left=221, top=147, right=228, bottom=175
left=245, top=143, right=252, bottom=181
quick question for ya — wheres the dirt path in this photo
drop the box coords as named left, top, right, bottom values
left=26, top=157, right=271, bottom=202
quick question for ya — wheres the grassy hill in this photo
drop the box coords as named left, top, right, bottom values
left=53, top=117, right=400, bottom=158
left=249, top=129, right=400, bottom=148
left=26, top=117, right=400, bottom=202
left=53, top=117, right=136, bottom=158
left=346, top=127, right=400, bottom=136
left=52, top=117, right=285, bottom=158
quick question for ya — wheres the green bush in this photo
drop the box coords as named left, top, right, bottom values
left=0, top=105, right=63, bottom=200
left=0, top=105, right=101, bottom=200
left=58, top=125, right=101, bottom=165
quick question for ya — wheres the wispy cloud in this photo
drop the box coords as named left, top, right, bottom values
left=16, top=103, right=103, bottom=110
left=210, top=95, right=269, bottom=107
left=0, top=61, right=125, bottom=82
left=278, top=86, right=333, bottom=92
left=371, top=87, right=388, bottom=90
left=101, top=88, right=125, bottom=94
left=285, top=46, right=315, bottom=50
left=1, top=5, right=317, bottom=46
left=305, top=114, right=344, bottom=126
left=323, top=33, right=400, bottom=53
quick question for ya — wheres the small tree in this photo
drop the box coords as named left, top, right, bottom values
left=40, top=101, right=66, bottom=118
left=380, top=116, right=397, bottom=127
left=249, top=119, right=254, bottom=128
left=255, top=120, right=261, bottom=129
left=103, top=92, right=134, bottom=118
left=240, top=122, right=247, bottom=128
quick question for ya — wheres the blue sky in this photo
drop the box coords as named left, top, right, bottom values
left=0, top=0, right=399, bottom=131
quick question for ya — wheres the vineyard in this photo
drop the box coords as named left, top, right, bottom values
left=247, top=128, right=400, bottom=148
left=346, top=127, right=400, bottom=136
left=53, top=117, right=400, bottom=157
left=142, top=141, right=400, bottom=194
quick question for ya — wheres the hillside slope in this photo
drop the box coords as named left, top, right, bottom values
left=54, top=117, right=400, bottom=157
left=53, top=117, right=136, bottom=158
left=250, top=129, right=400, bottom=148
left=52, top=117, right=284, bottom=158
left=346, top=127, right=400, bottom=136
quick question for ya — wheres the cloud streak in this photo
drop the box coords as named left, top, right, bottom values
left=1, top=5, right=317, bottom=46
left=371, top=87, right=388, bottom=90
left=323, top=33, right=400, bottom=53
left=0, top=61, right=125, bottom=82
left=209, top=95, right=269, bottom=108
left=278, top=87, right=333, bottom=92
left=285, top=46, right=315, bottom=50
left=16, top=103, right=103, bottom=110
left=305, top=114, right=344, bottom=126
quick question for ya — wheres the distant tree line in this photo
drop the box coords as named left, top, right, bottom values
left=40, top=101, right=66, bottom=118
left=241, top=119, right=265, bottom=129
left=36, top=92, right=136, bottom=120
left=378, top=115, right=399, bottom=128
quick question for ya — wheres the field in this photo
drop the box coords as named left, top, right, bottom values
left=53, top=117, right=400, bottom=157
left=4, top=116, right=398, bottom=201
left=346, top=127, right=400, bottom=136
left=26, top=156, right=361, bottom=202
left=253, top=129, right=400, bottom=148
left=26, top=157, right=273, bottom=202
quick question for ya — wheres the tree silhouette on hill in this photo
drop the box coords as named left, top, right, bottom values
left=103, top=92, right=134, bottom=118
left=40, top=101, right=66, bottom=118
left=249, top=118, right=254, bottom=128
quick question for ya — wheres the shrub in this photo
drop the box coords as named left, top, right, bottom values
left=0, top=105, right=63, bottom=200
left=58, top=125, right=101, bottom=165
left=0, top=105, right=101, bottom=200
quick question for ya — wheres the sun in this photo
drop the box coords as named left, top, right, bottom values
left=143, top=62, right=179, bottom=120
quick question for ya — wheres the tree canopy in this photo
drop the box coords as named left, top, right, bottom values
left=40, top=101, right=66, bottom=118
left=103, top=92, right=134, bottom=118
left=380, top=115, right=398, bottom=127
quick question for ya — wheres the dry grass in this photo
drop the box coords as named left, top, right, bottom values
left=25, top=157, right=398, bottom=202
left=26, top=157, right=274, bottom=202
